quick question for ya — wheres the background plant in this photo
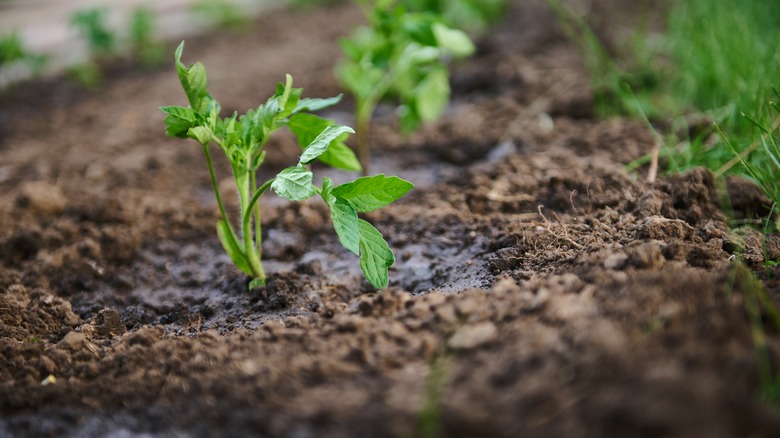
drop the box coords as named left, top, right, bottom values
left=336, top=0, right=475, bottom=173
left=191, top=0, right=250, bottom=31
left=162, top=42, right=413, bottom=289
left=719, top=95, right=780, bottom=229
left=71, top=7, right=117, bottom=59
left=548, top=0, right=780, bottom=175
left=0, top=32, right=47, bottom=74
left=129, top=8, right=165, bottom=67
left=68, top=7, right=117, bottom=89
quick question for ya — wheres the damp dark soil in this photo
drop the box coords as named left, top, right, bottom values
left=2, top=1, right=780, bottom=437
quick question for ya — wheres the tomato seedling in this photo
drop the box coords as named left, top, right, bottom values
left=161, top=42, right=413, bottom=289
left=0, top=32, right=47, bottom=73
left=336, top=0, right=475, bottom=173
left=71, top=7, right=116, bottom=58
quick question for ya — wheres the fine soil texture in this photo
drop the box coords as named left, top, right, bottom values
left=2, top=1, right=780, bottom=437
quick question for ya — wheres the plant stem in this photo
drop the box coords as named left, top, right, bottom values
left=203, top=143, right=238, bottom=242
left=251, top=172, right=262, bottom=259
left=241, top=178, right=275, bottom=283
left=236, top=170, right=264, bottom=281
left=356, top=101, right=372, bottom=176
left=353, top=48, right=410, bottom=175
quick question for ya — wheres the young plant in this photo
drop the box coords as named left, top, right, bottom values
left=336, top=0, right=475, bottom=173
left=71, top=7, right=116, bottom=58
left=191, top=0, right=250, bottom=31
left=129, top=8, right=165, bottom=67
left=161, top=42, right=413, bottom=289
left=0, top=32, right=47, bottom=73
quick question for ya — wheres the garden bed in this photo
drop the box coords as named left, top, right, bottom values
left=2, top=1, right=780, bottom=436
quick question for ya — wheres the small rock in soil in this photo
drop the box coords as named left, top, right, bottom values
left=56, top=332, right=99, bottom=356
left=636, top=216, right=696, bottom=241
left=93, top=308, right=127, bottom=339
left=15, top=181, right=67, bottom=215
left=448, top=322, right=498, bottom=350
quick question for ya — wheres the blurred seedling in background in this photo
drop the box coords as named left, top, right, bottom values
left=68, top=7, right=117, bottom=88
left=161, top=42, right=413, bottom=289
left=0, top=32, right=48, bottom=87
left=336, top=0, right=475, bottom=173
left=129, top=8, right=165, bottom=68
left=71, top=7, right=117, bottom=58
left=191, top=0, right=250, bottom=31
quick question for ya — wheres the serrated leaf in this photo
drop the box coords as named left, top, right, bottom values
left=160, top=105, right=197, bottom=138
left=173, top=42, right=209, bottom=113
left=415, top=68, right=450, bottom=123
left=358, top=219, right=395, bottom=289
left=186, top=63, right=209, bottom=112
left=188, top=126, right=213, bottom=145
left=298, top=124, right=355, bottom=165
left=216, top=219, right=252, bottom=276
left=332, top=175, right=414, bottom=212
left=432, top=23, right=475, bottom=58
left=290, top=114, right=359, bottom=171
left=271, top=166, right=315, bottom=201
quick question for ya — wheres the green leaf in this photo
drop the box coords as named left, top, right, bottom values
left=174, top=41, right=209, bottom=112
left=289, top=114, right=360, bottom=170
left=321, top=176, right=337, bottom=205
left=216, top=219, right=253, bottom=276
left=432, top=23, right=475, bottom=58
left=288, top=113, right=329, bottom=143
left=331, top=200, right=360, bottom=256
left=160, top=105, right=197, bottom=138
left=358, top=219, right=395, bottom=289
left=318, top=141, right=362, bottom=172
left=321, top=178, right=360, bottom=255
left=332, top=175, right=414, bottom=212
left=271, top=166, right=316, bottom=201
left=293, top=95, right=343, bottom=114
left=415, top=68, right=450, bottom=123
left=188, top=126, right=213, bottom=145
left=299, top=124, right=355, bottom=165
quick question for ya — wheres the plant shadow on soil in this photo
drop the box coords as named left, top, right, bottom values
left=2, top=0, right=780, bottom=437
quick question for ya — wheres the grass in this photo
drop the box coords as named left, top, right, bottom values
left=550, top=0, right=780, bottom=403
left=730, top=263, right=780, bottom=403
left=718, top=96, right=780, bottom=219
left=548, top=0, right=780, bottom=175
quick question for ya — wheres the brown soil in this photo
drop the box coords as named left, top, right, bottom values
left=2, top=1, right=780, bottom=437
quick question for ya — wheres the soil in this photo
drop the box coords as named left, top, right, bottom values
left=2, top=1, right=780, bottom=437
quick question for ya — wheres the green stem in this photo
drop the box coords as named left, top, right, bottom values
left=244, top=178, right=275, bottom=223
left=203, top=143, right=238, bottom=241
left=236, top=170, right=263, bottom=281
left=354, top=51, right=408, bottom=175
left=356, top=100, right=373, bottom=176
left=252, top=172, right=262, bottom=262
left=241, top=178, right=276, bottom=282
